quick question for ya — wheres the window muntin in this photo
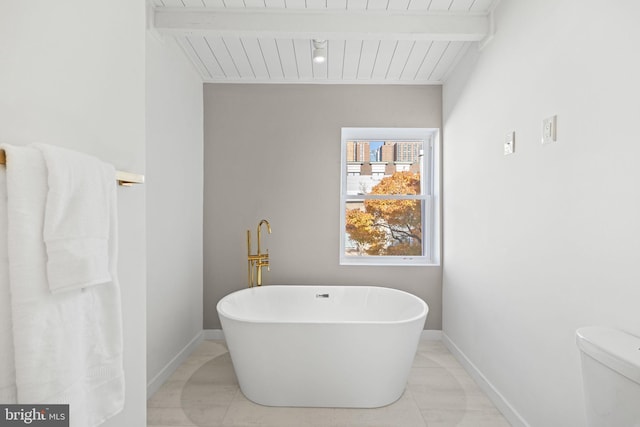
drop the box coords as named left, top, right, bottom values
left=340, top=128, right=440, bottom=266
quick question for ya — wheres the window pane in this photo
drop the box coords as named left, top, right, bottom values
left=345, top=140, right=423, bottom=196
left=344, top=199, right=423, bottom=257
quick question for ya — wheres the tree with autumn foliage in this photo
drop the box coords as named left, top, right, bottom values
left=345, top=171, right=422, bottom=256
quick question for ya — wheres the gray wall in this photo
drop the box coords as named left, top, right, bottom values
left=442, top=0, right=640, bottom=425
left=146, top=33, right=203, bottom=390
left=1, top=1, right=147, bottom=425
left=204, top=84, right=442, bottom=330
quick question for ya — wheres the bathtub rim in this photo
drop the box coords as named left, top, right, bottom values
left=216, top=284, right=428, bottom=326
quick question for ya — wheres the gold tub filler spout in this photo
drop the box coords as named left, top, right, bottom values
left=247, top=219, right=271, bottom=287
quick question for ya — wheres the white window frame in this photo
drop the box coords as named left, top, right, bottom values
left=340, top=127, right=440, bottom=266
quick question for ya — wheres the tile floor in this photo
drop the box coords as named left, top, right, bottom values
left=147, top=339, right=511, bottom=427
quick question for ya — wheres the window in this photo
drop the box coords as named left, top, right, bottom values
left=340, top=128, right=440, bottom=266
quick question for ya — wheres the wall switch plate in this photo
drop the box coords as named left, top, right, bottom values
left=542, top=115, right=557, bottom=144
left=504, top=131, right=515, bottom=155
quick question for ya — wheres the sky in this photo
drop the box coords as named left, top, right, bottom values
left=369, top=141, right=383, bottom=151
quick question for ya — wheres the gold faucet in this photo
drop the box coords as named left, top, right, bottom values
left=247, top=219, right=271, bottom=287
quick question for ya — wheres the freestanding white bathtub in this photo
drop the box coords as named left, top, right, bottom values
left=216, top=285, right=428, bottom=408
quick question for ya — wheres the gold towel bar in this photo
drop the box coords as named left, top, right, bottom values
left=0, top=148, right=144, bottom=186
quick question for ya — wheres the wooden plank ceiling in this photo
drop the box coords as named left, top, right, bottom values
left=151, top=0, right=497, bottom=84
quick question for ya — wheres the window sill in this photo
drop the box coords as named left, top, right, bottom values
left=340, top=256, right=440, bottom=267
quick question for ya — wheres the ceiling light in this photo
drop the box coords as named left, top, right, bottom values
left=312, top=39, right=327, bottom=64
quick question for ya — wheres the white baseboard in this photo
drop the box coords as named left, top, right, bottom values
left=442, top=332, right=529, bottom=427
left=147, top=331, right=203, bottom=399
left=421, top=329, right=443, bottom=340
left=202, top=329, right=225, bottom=340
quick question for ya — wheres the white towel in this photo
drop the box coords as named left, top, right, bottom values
left=36, top=144, right=114, bottom=293
left=0, top=165, right=17, bottom=404
left=2, top=144, right=124, bottom=427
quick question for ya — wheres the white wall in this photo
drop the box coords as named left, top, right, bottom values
left=203, top=84, right=443, bottom=330
left=146, top=31, right=204, bottom=391
left=0, top=1, right=146, bottom=426
left=442, top=0, right=640, bottom=425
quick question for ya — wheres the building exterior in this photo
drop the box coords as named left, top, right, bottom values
left=395, top=141, right=422, bottom=162
left=346, top=141, right=370, bottom=162
left=345, top=140, right=423, bottom=195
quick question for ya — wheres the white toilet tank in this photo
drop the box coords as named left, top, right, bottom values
left=576, top=326, right=640, bottom=427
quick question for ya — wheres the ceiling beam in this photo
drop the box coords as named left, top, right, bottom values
left=153, top=9, right=489, bottom=42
